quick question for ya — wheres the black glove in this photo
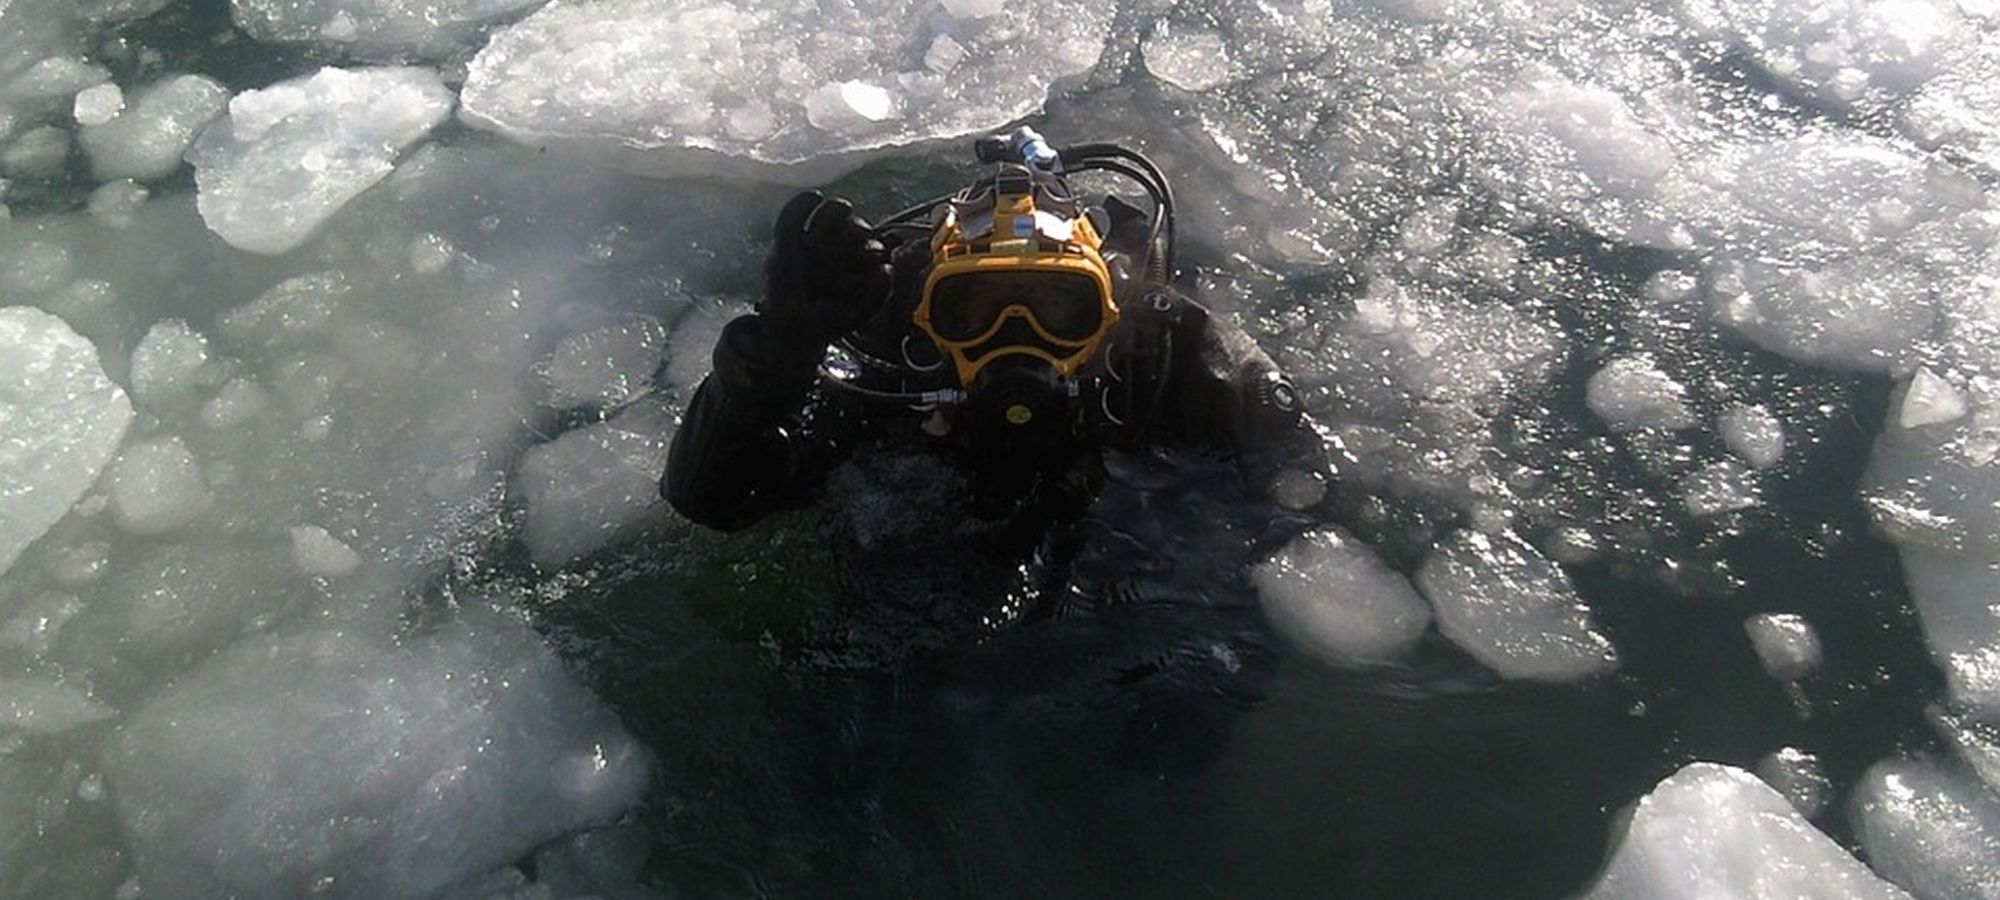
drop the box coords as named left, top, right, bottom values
left=758, top=190, right=893, bottom=373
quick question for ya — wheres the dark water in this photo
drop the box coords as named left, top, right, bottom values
left=515, top=340, right=1939, bottom=900
left=77, top=4, right=1951, bottom=897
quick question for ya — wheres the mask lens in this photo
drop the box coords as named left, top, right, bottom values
left=929, top=271, right=1104, bottom=343
left=1022, top=273, right=1107, bottom=341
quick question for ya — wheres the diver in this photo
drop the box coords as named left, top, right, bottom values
left=663, top=127, right=1342, bottom=598
left=663, top=127, right=1350, bottom=779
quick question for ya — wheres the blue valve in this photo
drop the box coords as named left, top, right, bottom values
left=1007, top=126, right=1061, bottom=171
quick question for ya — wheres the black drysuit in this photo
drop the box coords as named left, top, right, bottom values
left=660, top=195, right=1344, bottom=776
left=662, top=199, right=1339, bottom=546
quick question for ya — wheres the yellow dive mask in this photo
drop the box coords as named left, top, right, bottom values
left=913, top=165, right=1118, bottom=387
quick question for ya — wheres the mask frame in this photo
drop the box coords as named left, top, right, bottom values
left=914, top=170, right=1118, bottom=387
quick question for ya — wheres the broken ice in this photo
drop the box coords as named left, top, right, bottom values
left=458, top=0, right=1116, bottom=182
left=1755, top=747, right=1832, bottom=818
left=1852, top=757, right=2000, bottom=900
left=1253, top=527, right=1433, bottom=667
left=186, top=67, right=453, bottom=255
left=515, top=399, right=674, bottom=567
left=1578, top=762, right=1909, bottom=899
left=107, top=609, right=649, bottom=900
left=1415, top=530, right=1618, bottom=682
left=230, top=0, right=550, bottom=58
left=1744, top=612, right=1823, bottom=683
left=78, top=75, right=230, bottom=182
left=1587, top=356, right=1694, bottom=432
left=0, top=307, right=133, bottom=578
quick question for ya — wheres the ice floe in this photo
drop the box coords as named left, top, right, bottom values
left=187, top=67, right=453, bottom=255
left=1579, top=762, right=1910, bottom=899
left=458, top=0, right=1116, bottom=181
left=0, top=306, right=132, bottom=578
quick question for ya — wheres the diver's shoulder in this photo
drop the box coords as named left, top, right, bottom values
left=1113, top=280, right=1211, bottom=332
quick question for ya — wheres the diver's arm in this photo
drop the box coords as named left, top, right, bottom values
left=1159, top=294, right=1346, bottom=514
left=663, top=314, right=830, bottom=531
left=663, top=191, right=891, bottom=531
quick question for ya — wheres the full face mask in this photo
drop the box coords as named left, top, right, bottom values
left=913, top=163, right=1119, bottom=390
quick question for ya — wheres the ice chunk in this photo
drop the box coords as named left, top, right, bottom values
left=199, top=377, right=270, bottom=430
left=1897, top=550, right=2000, bottom=712
left=0, top=592, right=86, bottom=658
left=78, top=0, right=179, bottom=22
left=1477, top=68, right=1696, bottom=250
left=107, top=609, right=649, bottom=900
left=1414, top=530, right=1617, bottom=681
left=1929, top=707, right=2000, bottom=797
left=940, top=0, right=1005, bottom=18
left=661, top=297, right=751, bottom=399
left=923, top=35, right=967, bottom=75
left=522, top=825, right=649, bottom=899
left=1867, top=408, right=2000, bottom=557
left=86, top=179, right=150, bottom=228
left=1904, top=43, right=2000, bottom=173
left=1253, top=528, right=1433, bottom=667
left=1756, top=747, right=1832, bottom=818
left=128, top=320, right=211, bottom=417
left=515, top=399, right=673, bottom=566
left=1745, top=612, right=1823, bottom=682
left=803, top=81, right=896, bottom=134
left=72, top=82, right=123, bottom=125
left=1900, top=367, right=1969, bottom=429
left=58, top=543, right=306, bottom=685
left=77, top=74, right=229, bottom=181
left=2, top=124, right=69, bottom=177
left=0, top=677, right=114, bottom=736
left=1142, top=23, right=1233, bottom=92
left=218, top=270, right=349, bottom=351
left=1719, top=404, right=1785, bottom=469
left=230, top=0, right=550, bottom=58
left=290, top=525, right=361, bottom=577
left=11, top=56, right=109, bottom=100
left=1713, top=261, right=1945, bottom=376
left=186, top=67, right=453, bottom=255
left=1674, top=0, right=1974, bottom=114
left=49, top=540, right=109, bottom=587
left=1698, top=135, right=1983, bottom=374
left=1852, top=757, right=2000, bottom=900
left=106, top=436, right=214, bottom=535
left=1577, top=762, right=1910, bottom=899
left=1, top=239, right=74, bottom=295
left=538, top=318, right=668, bottom=411
left=1586, top=356, right=1694, bottom=432
left=459, top=0, right=1115, bottom=182
left=1333, top=275, right=1562, bottom=405
left=1683, top=460, right=1760, bottom=516
left=0, top=307, right=133, bottom=578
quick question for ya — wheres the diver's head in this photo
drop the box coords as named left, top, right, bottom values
left=913, top=162, right=1118, bottom=391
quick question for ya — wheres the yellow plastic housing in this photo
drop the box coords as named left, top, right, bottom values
left=916, top=198, right=1118, bottom=385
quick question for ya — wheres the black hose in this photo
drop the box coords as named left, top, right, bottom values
left=1063, top=157, right=1171, bottom=281
left=1058, top=143, right=1177, bottom=281
left=873, top=140, right=1180, bottom=282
